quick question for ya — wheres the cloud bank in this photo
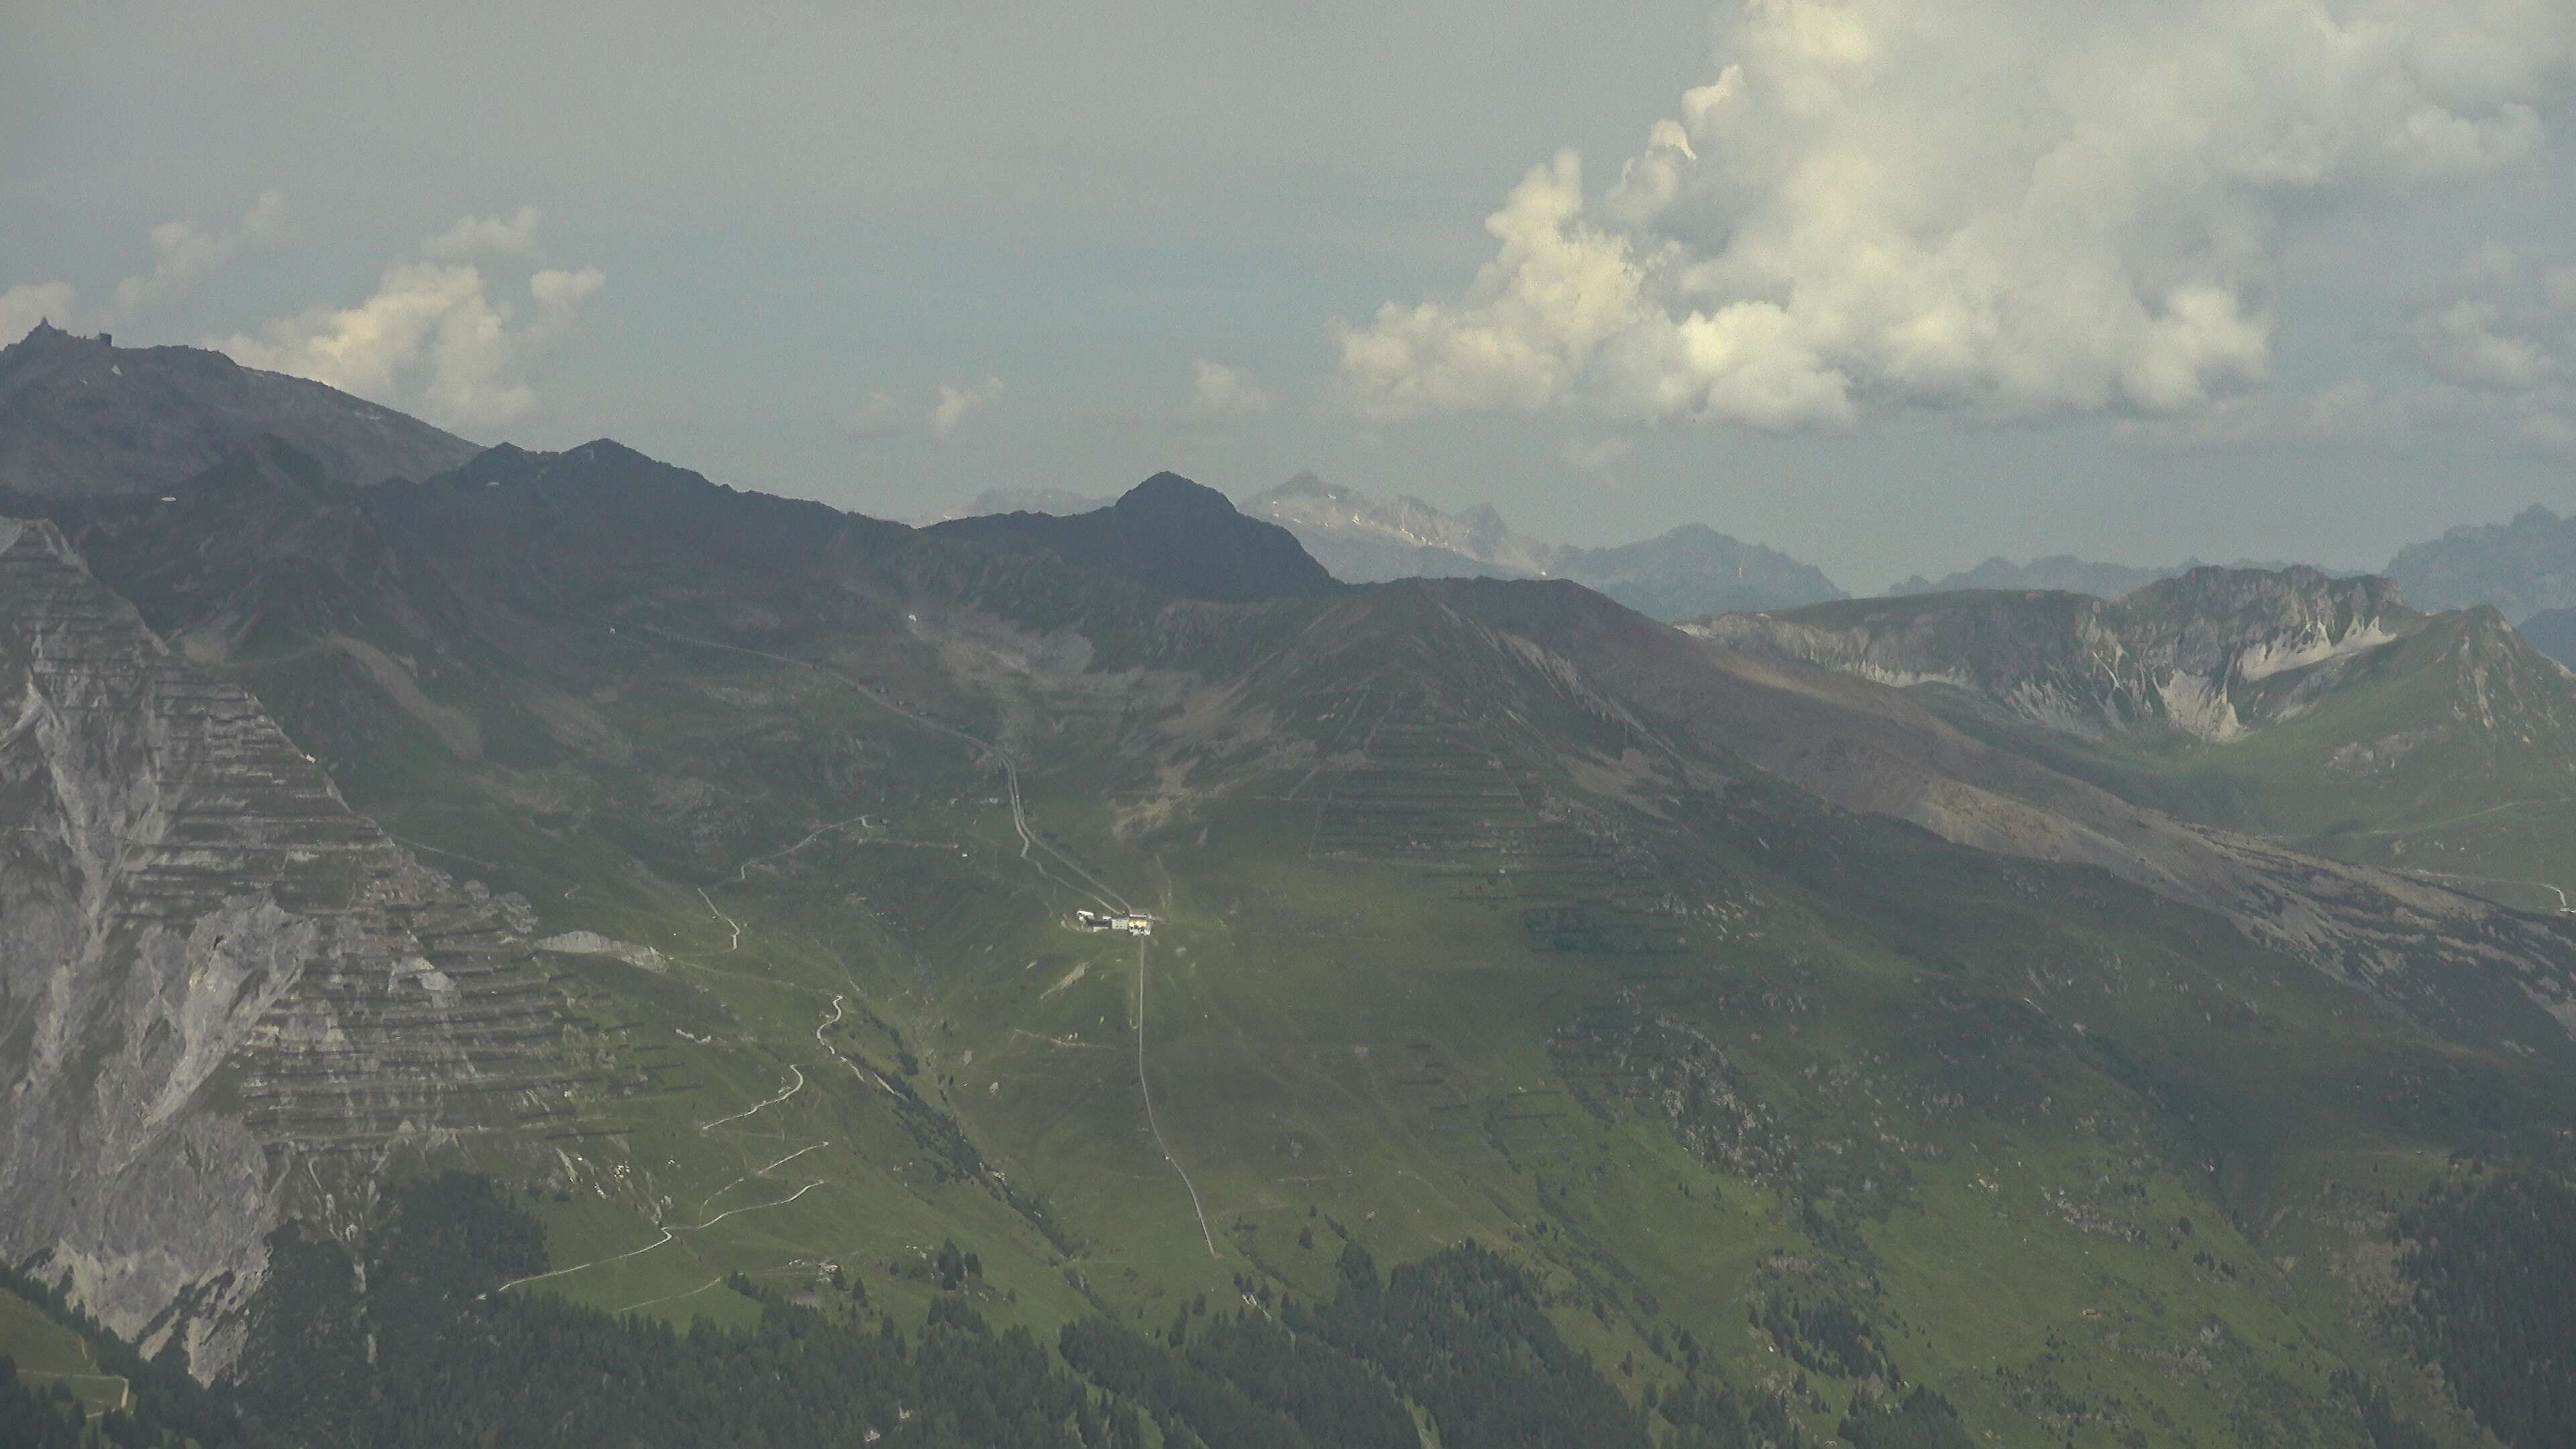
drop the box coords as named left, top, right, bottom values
left=932, top=376, right=1005, bottom=437
left=421, top=207, right=544, bottom=260
left=5, top=192, right=290, bottom=339
left=836, top=378, right=1007, bottom=441
left=112, top=190, right=292, bottom=319
left=0, top=283, right=80, bottom=344
left=1339, top=0, right=2576, bottom=430
left=1183, top=360, right=1273, bottom=423
left=215, top=210, right=602, bottom=431
left=2412, top=243, right=2576, bottom=451
left=1560, top=435, right=1634, bottom=474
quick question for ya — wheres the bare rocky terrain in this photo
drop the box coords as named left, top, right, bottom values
left=0, top=517, right=575, bottom=1373
left=0, top=324, right=477, bottom=501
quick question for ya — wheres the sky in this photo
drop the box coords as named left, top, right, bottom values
left=6, top=0, right=2576, bottom=592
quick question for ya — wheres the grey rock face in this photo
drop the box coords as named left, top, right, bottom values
left=0, top=323, right=479, bottom=499
left=2386, top=503, right=2576, bottom=623
left=1695, top=568, right=2421, bottom=742
left=0, top=516, right=570, bottom=1377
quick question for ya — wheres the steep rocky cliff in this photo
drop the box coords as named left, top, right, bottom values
left=1690, top=566, right=2576, bottom=914
left=1695, top=567, right=2426, bottom=741
left=2387, top=503, right=2576, bottom=623
left=0, top=517, right=572, bottom=1377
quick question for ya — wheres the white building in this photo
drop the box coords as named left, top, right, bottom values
left=1071, top=910, right=1156, bottom=936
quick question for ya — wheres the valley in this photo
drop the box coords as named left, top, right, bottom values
left=5, top=329, right=2576, bottom=1446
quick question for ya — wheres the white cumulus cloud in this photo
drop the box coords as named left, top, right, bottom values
left=214, top=213, right=604, bottom=433
left=1560, top=435, right=1635, bottom=474
left=112, top=190, right=291, bottom=319
left=932, top=376, right=1005, bottom=438
left=1, top=283, right=80, bottom=343
left=421, top=207, right=545, bottom=261
left=2406, top=243, right=2576, bottom=449
left=1339, top=0, right=2576, bottom=430
left=834, top=379, right=1008, bottom=441
left=838, top=390, right=908, bottom=439
left=2418, top=297, right=2552, bottom=389
left=1183, top=359, right=1274, bottom=423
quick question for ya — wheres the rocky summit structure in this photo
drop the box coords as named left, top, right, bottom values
left=0, top=515, right=575, bottom=1375
left=0, top=324, right=479, bottom=501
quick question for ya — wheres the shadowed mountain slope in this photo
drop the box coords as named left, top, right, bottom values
left=929, top=471, right=1344, bottom=604
left=14, top=422, right=2576, bottom=1446
left=0, top=323, right=478, bottom=500
left=2520, top=605, right=2576, bottom=669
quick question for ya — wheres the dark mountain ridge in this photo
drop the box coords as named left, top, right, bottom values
left=0, top=323, right=478, bottom=500
left=928, top=471, right=1344, bottom=604
left=13, top=413, right=2576, bottom=1445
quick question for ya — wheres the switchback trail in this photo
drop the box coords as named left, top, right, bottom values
left=1138, top=938, right=1218, bottom=1258
left=488, top=1180, right=829, bottom=1297
left=629, top=622, right=1219, bottom=1262
left=632, top=623, right=1131, bottom=916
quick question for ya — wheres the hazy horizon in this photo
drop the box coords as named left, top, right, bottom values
left=9, top=0, right=2574, bottom=590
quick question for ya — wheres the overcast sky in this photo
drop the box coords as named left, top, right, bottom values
left=7, top=1, right=2576, bottom=590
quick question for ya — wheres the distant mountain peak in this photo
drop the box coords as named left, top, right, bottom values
left=1116, top=471, right=1236, bottom=515
left=8, top=318, right=90, bottom=351
left=928, top=470, right=1340, bottom=603
left=1240, top=472, right=1843, bottom=618
left=2386, top=503, right=2576, bottom=622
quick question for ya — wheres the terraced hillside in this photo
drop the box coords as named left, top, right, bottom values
left=10, top=426, right=2576, bottom=1446
left=0, top=517, right=578, bottom=1376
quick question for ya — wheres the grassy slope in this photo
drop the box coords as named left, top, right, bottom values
left=326, top=621, right=2540, bottom=1448
left=0, top=1288, right=125, bottom=1417
left=34, top=455, right=2552, bottom=1444
left=1958, top=612, right=2576, bottom=914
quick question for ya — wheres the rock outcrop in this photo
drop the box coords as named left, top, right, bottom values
left=1695, top=567, right=2422, bottom=742
left=0, top=516, right=570, bottom=1377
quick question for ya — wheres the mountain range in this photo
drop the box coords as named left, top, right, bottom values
left=917, top=473, right=1851, bottom=621
left=9, top=331, right=2576, bottom=1448
left=1885, top=553, right=2316, bottom=600
left=1699, top=568, right=2576, bottom=916
left=1891, top=507, right=2576, bottom=675
left=2386, top=504, right=2576, bottom=624
left=1240, top=472, right=1849, bottom=619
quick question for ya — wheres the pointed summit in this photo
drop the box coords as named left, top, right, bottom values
left=10, top=318, right=79, bottom=349
left=928, top=470, right=1340, bottom=603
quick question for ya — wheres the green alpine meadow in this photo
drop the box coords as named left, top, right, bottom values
left=13, top=5, right=2576, bottom=1444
